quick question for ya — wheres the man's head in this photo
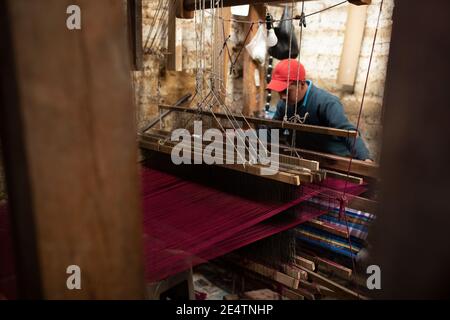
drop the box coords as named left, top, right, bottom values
left=267, top=59, right=308, bottom=105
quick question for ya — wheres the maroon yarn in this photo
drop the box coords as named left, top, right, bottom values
left=140, top=166, right=365, bottom=282
left=0, top=166, right=365, bottom=297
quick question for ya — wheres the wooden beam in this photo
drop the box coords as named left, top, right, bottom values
left=140, top=128, right=321, bottom=172
left=348, top=0, right=371, bottom=5
left=127, top=0, right=143, bottom=70
left=371, top=0, right=450, bottom=299
left=159, top=104, right=358, bottom=138
left=176, top=0, right=194, bottom=19
left=139, top=138, right=304, bottom=185
left=295, top=256, right=316, bottom=271
left=297, top=252, right=353, bottom=279
left=348, top=195, right=378, bottom=214
left=183, top=0, right=371, bottom=12
left=140, top=93, right=192, bottom=133
left=167, top=6, right=176, bottom=71
left=221, top=7, right=232, bottom=102
left=242, top=4, right=266, bottom=117
left=0, top=0, right=145, bottom=299
left=323, top=169, right=364, bottom=184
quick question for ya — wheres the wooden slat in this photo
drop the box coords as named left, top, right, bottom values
left=315, top=257, right=353, bottom=279
left=297, top=252, right=353, bottom=279
left=282, top=264, right=308, bottom=281
left=139, top=139, right=303, bottom=185
left=297, top=266, right=367, bottom=300
left=141, top=129, right=320, bottom=172
left=140, top=134, right=312, bottom=184
left=348, top=195, right=378, bottom=214
left=323, top=169, right=364, bottom=184
left=305, top=219, right=349, bottom=238
left=295, top=256, right=316, bottom=271
left=0, top=0, right=145, bottom=299
left=232, top=259, right=299, bottom=289
left=280, top=288, right=305, bottom=300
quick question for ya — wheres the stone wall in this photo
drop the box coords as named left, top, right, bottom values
left=135, top=0, right=394, bottom=161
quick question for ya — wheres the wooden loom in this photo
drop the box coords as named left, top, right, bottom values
left=0, top=0, right=384, bottom=300
left=137, top=0, right=379, bottom=300
left=1, top=0, right=446, bottom=301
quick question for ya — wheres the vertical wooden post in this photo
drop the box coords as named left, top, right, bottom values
left=372, top=0, right=450, bottom=299
left=175, top=22, right=183, bottom=71
left=0, top=0, right=145, bottom=299
left=167, top=8, right=177, bottom=71
left=128, top=0, right=143, bottom=70
left=242, top=4, right=266, bottom=117
left=221, top=7, right=232, bottom=102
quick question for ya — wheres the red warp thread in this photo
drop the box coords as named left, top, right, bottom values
left=0, top=166, right=366, bottom=298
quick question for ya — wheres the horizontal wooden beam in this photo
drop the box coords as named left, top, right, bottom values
left=139, top=138, right=304, bottom=185
left=141, top=127, right=375, bottom=179
left=159, top=104, right=358, bottom=138
left=348, top=195, right=378, bottom=214
left=142, top=129, right=320, bottom=172
left=183, top=0, right=371, bottom=12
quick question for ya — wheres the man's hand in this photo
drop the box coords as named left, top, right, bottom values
left=365, top=159, right=374, bottom=163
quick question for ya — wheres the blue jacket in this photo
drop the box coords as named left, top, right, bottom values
left=273, top=81, right=371, bottom=160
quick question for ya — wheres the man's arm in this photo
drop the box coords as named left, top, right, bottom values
left=272, top=100, right=286, bottom=121
left=322, top=99, right=371, bottom=160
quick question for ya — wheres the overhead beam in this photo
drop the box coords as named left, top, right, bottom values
left=183, top=0, right=371, bottom=12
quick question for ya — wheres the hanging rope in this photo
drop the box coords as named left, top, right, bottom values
left=338, top=0, right=385, bottom=299
left=283, top=1, right=296, bottom=123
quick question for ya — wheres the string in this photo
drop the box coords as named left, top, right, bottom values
left=283, top=1, right=296, bottom=123
left=338, top=0, right=385, bottom=299
left=202, top=0, right=348, bottom=25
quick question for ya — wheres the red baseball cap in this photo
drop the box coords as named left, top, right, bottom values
left=267, top=59, right=306, bottom=92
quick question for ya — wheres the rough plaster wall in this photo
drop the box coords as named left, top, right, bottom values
left=135, top=0, right=394, bottom=161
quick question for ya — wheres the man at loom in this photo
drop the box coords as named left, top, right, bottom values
left=267, top=59, right=373, bottom=162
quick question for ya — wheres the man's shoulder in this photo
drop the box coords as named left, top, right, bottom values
left=275, top=99, right=286, bottom=109
left=311, top=84, right=341, bottom=105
